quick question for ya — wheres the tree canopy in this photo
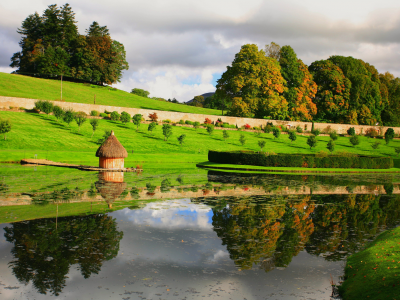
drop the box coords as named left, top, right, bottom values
left=10, top=4, right=128, bottom=85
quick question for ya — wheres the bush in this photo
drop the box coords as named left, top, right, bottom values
left=99, top=113, right=108, bottom=118
left=34, top=100, right=45, bottom=111
left=110, top=111, right=120, bottom=121
left=347, top=127, right=356, bottom=136
left=0, top=118, right=12, bottom=140
left=104, top=110, right=111, bottom=114
left=132, top=114, right=142, bottom=131
left=163, top=119, right=171, bottom=123
left=329, top=130, right=338, bottom=141
left=206, top=124, right=214, bottom=135
left=349, top=135, right=360, bottom=147
left=89, top=119, right=99, bottom=137
left=288, top=130, right=297, bottom=143
left=272, top=127, right=281, bottom=139
left=185, top=120, right=193, bottom=125
left=264, top=125, right=273, bottom=133
left=395, top=147, right=400, bottom=156
left=63, top=108, right=74, bottom=127
left=204, top=118, right=212, bottom=124
left=177, top=134, right=186, bottom=145
left=371, top=141, right=381, bottom=149
left=307, top=135, right=317, bottom=150
left=385, top=128, right=395, bottom=144
left=162, top=124, right=173, bottom=141
left=296, top=125, right=303, bottom=133
left=193, top=121, right=200, bottom=130
left=120, top=111, right=131, bottom=125
left=322, top=126, right=333, bottom=134
left=244, top=124, right=251, bottom=129
left=258, top=140, right=266, bottom=151
left=223, top=130, right=229, bottom=141
left=365, top=128, right=378, bottom=138
left=239, top=133, right=246, bottom=146
left=327, top=139, right=335, bottom=153
left=53, top=105, right=64, bottom=120
left=74, top=112, right=87, bottom=132
left=311, top=128, right=320, bottom=136
left=148, top=112, right=158, bottom=122
left=90, top=110, right=100, bottom=116
left=42, top=101, right=54, bottom=115
left=179, top=119, right=185, bottom=125
left=148, top=122, right=156, bottom=134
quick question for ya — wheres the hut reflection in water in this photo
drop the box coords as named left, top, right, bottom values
left=95, top=172, right=126, bottom=208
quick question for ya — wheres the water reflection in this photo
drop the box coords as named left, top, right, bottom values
left=95, top=172, right=127, bottom=208
left=4, top=214, right=123, bottom=296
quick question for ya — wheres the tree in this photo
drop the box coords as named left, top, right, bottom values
left=0, top=118, right=12, bottom=140
left=74, top=112, right=87, bottom=132
left=307, top=135, right=317, bottom=150
left=177, top=134, right=186, bottom=145
left=223, top=130, right=229, bottom=141
left=132, top=114, right=142, bottom=131
left=215, top=44, right=287, bottom=119
left=347, top=127, right=356, bottom=136
left=63, top=109, right=74, bottom=127
left=371, top=141, right=381, bottom=149
left=162, top=124, right=172, bottom=141
left=288, top=130, right=297, bottom=143
left=380, top=72, right=400, bottom=126
left=278, top=46, right=317, bottom=121
left=53, top=105, right=64, bottom=121
left=89, top=119, right=99, bottom=137
left=311, top=129, right=320, bottom=136
left=395, top=147, right=400, bottom=156
left=239, top=133, right=246, bottom=146
left=131, top=88, right=150, bottom=98
left=206, top=124, right=214, bottom=135
left=192, top=95, right=204, bottom=107
left=258, top=140, right=266, bottom=152
left=148, top=112, right=158, bottom=122
left=327, top=139, right=335, bottom=153
left=148, top=122, right=156, bottom=135
left=110, top=111, right=120, bottom=121
left=42, top=101, right=54, bottom=115
left=193, top=121, right=200, bottom=130
left=349, top=135, right=360, bottom=147
left=384, top=128, right=395, bottom=144
left=329, top=131, right=338, bottom=141
left=272, top=127, right=281, bottom=139
left=97, top=130, right=111, bottom=144
left=120, top=111, right=131, bottom=125
left=265, top=42, right=281, bottom=60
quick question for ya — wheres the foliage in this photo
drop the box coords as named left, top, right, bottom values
left=206, top=124, right=214, bottom=135
left=288, top=130, right=297, bottom=143
left=110, top=111, right=120, bottom=121
left=204, top=118, right=212, bottom=124
left=223, top=130, right=230, bottom=141
left=148, top=112, right=158, bottom=122
left=132, top=114, right=142, bottom=131
left=177, top=134, right=186, bottom=145
left=380, top=72, right=400, bottom=126
left=395, top=147, right=400, bottom=156
left=307, top=135, right=317, bottom=150
left=264, top=125, right=273, bottom=133
left=371, top=141, right=381, bottom=149
left=296, top=125, right=303, bottom=133
left=53, top=105, right=64, bottom=120
left=258, top=140, right=266, bottom=151
left=347, top=127, right=356, bottom=136
left=0, top=118, right=12, bottom=140
left=147, top=122, right=156, bottom=134
left=272, top=127, right=281, bottom=139
left=279, top=45, right=317, bottom=121
left=215, top=44, right=287, bottom=119
left=90, top=110, right=99, bottom=116
left=192, top=95, right=204, bottom=107
left=74, top=112, right=87, bottom=132
left=97, top=130, right=111, bottom=145
left=130, top=88, right=149, bottom=98
left=62, top=108, right=74, bottom=127
left=99, top=113, right=108, bottom=118
left=327, top=139, right=335, bottom=153
left=42, top=101, right=54, bottom=115
left=329, top=131, right=338, bottom=141
left=162, top=124, right=172, bottom=141
left=265, top=41, right=281, bottom=60
left=311, top=128, right=320, bottom=136
left=11, top=4, right=128, bottom=85
left=120, top=111, right=131, bottom=125
left=349, top=135, right=360, bottom=147
left=365, top=127, right=378, bottom=138
left=384, top=128, right=395, bottom=144
left=193, top=121, right=200, bottom=130
left=160, top=179, right=172, bottom=192
left=89, top=118, right=99, bottom=137
left=244, top=124, right=251, bottom=129
left=239, top=133, right=246, bottom=146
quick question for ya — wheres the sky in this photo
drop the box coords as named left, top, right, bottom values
left=1, top=0, right=400, bottom=102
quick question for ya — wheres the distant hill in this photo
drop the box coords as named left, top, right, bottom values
left=186, top=92, right=215, bottom=104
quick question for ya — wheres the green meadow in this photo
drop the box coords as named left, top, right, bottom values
left=1, top=110, right=400, bottom=167
left=0, top=72, right=221, bottom=115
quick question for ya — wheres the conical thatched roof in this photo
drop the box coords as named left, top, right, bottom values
left=96, top=131, right=128, bottom=158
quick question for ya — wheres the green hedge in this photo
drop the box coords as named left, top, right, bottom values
left=208, top=151, right=393, bottom=169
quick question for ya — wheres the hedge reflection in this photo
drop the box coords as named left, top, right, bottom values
left=4, top=214, right=123, bottom=296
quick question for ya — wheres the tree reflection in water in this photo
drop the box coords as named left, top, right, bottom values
left=195, top=193, right=400, bottom=272
left=4, top=214, right=123, bottom=296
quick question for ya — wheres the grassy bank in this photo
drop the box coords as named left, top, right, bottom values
left=1, top=110, right=400, bottom=165
left=0, top=72, right=221, bottom=115
left=339, top=226, right=400, bottom=299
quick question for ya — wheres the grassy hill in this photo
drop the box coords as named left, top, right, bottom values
left=1, top=111, right=400, bottom=166
left=0, top=72, right=222, bottom=115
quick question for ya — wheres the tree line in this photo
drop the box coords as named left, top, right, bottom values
left=212, top=42, right=400, bottom=127
left=10, top=3, right=129, bottom=85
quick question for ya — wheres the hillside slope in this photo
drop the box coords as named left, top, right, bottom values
left=0, top=72, right=222, bottom=115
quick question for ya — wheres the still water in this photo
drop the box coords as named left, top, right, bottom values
left=0, top=164, right=399, bottom=299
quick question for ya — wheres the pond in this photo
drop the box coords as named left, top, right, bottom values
left=0, top=164, right=399, bottom=299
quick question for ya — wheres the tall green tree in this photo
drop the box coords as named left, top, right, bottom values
left=379, top=72, right=400, bottom=126
left=215, top=44, right=287, bottom=119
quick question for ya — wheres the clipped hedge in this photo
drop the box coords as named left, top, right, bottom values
left=208, top=150, right=393, bottom=169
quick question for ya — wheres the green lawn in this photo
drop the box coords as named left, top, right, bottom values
left=339, top=226, right=400, bottom=300
left=0, top=72, right=222, bottom=115
left=1, top=111, right=400, bottom=166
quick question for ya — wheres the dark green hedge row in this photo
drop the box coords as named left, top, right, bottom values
left=208, top=151, right=393, bottom=169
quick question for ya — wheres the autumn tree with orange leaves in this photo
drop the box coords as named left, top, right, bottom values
left=215, top=44, right=288, bottom=120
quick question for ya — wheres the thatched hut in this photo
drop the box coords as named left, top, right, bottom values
left=95, top=172, right=127, bottom=208
left=96, top=131, right=128, bottom=169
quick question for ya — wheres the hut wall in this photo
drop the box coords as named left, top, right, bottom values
left=99, top=157, right=124, bottom=169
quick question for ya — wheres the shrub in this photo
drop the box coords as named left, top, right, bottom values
left=272, top=127, right=281, bottom=139
left=0, top=118, right=12, bottom=140
left=99, top=113, right=108, bottom=118
left=74, top=112, right=87, bottom=132
left=254, top=129, right=262, bottom=137
left=34, top=100, right=45, bottom=111
left=288, top=130, right=297, bottom=143
left=204, top=118, right=212, bottom=124
left=316, top=150, right=329, bottom=158
left=244, top=124, right=251, bottom=129
left=148, top=122, right=157, bottom=134
left=63, top=108, right=74, bottom=127
left=120, top=111, right=131, bottom=125
left=110, top=111, right=120, bottom=121
left=349, top=135, right=360, bottom=147
left=258, top=140, right=266, bottom=152
left=264, top=125, right=273, bottom=133
left=223, top=130, right=229, bottom=141
left=347, top=127, right=356, bottom=136
left=371, top=141, right=381, bottom=149
left=322, top=126, right=332, bottom=134
left=162, top=124, right=173, bottom=141
left=239, top=133, right=246, bottom=146
left=179, top=119, right=185, bottom=125
left=132, top=114, right=142, bottom=131
left=193, top=121, right=200, bottom=130
left=311, top=128, right=320, bottom=136
left=97, top=130, right=112, bottom=144
left=90, top=110, right=100, bottom=116
left=307, top=135, right=317, bottom=150
left=104, top=110, right=111, bottom=114
left=89, top=119, right=99, bottom=137
left=177, top=134, right=186, bottom=145
left=42, top=101, right=54, bottom=115
left=206, top=124, right=214, bottom=135
left=365, top=128, right=378, bottom=138
left=185, top=120, right=193, bottom=125
left=329, top=130, right=338, bottom=141
left=148, top=112, right=158, bottom=122
left=53, top=105, right=64, bottom=120
left=296, top=125, right=303, bottom=133
left=395, top=147, right=400, bottom=156
left=163, top=119, right=171, bottom=123
left=327, top=139, right=335, bottom=153
left=385, top=128, right=395, bottom=144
